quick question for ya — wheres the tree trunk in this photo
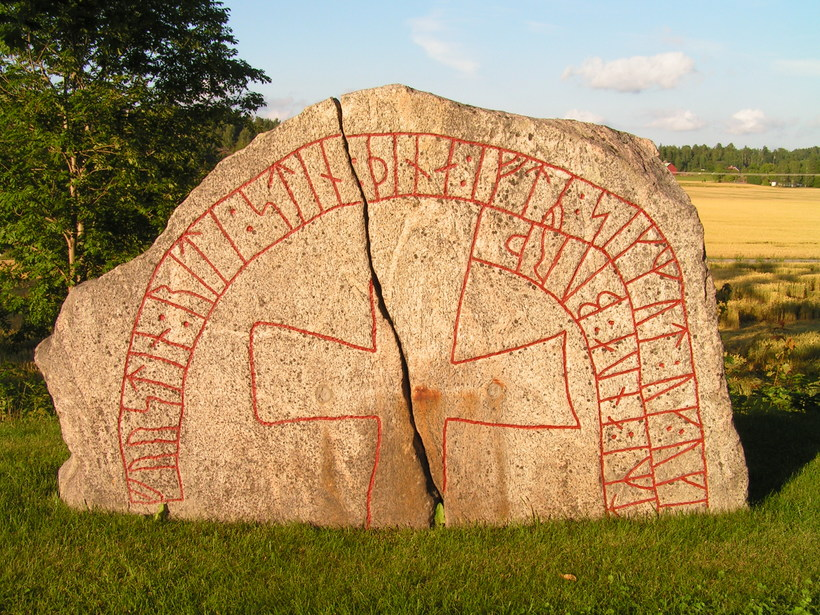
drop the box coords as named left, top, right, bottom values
left=66, top=153, right=84, bottom=291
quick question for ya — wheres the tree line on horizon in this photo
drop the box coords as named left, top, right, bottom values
left=658, top=143, right=820, bottom=187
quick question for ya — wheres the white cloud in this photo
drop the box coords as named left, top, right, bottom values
left=563, top=109, right=605, bottom=123
left=409, top=14, right=478, bottom=76
left=648, top=109, right=706, bottom=131
left=774, top=59, right=820, bottom=77
left=263, top=97, right=308, bottom=121
left=727, top=109, right=779, bottom=135
left=562, top=52, right=695, bottom=93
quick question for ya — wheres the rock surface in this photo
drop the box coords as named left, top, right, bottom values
left=36, top=85, right=748, bottom=527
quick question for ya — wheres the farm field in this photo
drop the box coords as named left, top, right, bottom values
left=677, top=181, right=819, bottom=426
left=679, top=181, right=820, bottom=259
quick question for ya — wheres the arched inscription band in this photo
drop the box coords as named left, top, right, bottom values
left=118, top=132, right=709, bottom=524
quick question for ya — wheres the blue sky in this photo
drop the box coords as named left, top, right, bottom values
left=224, top=0, right=819, bottom=149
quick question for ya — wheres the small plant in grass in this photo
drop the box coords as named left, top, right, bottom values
left=725, top=336, right=819, bottom=414
left=0, top=361, right=53, bottom=421
left=715, top=282, right=732, bottom=318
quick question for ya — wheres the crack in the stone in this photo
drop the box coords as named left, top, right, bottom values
left=331, top=98, right=442, bottom=523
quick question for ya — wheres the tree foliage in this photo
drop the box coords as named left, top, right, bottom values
left=217, top=115, right=280, bottom=158
left=0, top=0, right=269, bottom=335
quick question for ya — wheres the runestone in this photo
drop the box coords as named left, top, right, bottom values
left=36, top=85, right=748, bottom=527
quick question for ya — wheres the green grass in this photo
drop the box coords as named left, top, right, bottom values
left=1, top=417, right=817, bottom=614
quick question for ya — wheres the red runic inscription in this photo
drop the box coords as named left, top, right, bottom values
left=118, top=132, right=709, bottom=522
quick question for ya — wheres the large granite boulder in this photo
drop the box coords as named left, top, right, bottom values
left=36, top=85, right=748, bottom=527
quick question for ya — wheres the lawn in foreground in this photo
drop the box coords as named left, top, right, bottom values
left=679, top=182, right=820, bottom=260
left=1, top=418, right=817, bottom=614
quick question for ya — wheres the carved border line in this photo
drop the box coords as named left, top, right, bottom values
left=118, top=131, right=709, bottom=521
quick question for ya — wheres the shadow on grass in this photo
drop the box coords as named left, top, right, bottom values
left=733, top=409, right=820, bottom=504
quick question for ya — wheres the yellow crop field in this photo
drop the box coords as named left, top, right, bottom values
left=679, top=181, right=820, bottom=259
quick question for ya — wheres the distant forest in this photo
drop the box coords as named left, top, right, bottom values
left=658, top=144, right=820, bottom=187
